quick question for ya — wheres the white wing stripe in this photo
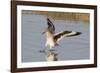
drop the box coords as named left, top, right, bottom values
left=66, top=31, right=77, bottom=37
left=55, top=31, right=78, bottom=42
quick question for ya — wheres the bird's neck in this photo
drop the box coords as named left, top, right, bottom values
left=46, top=31, right=54, bottom=38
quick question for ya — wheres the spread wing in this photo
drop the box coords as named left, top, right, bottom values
left=54, top=31, right=81, bottom=42
left=47, top=18, right=55, bottom=33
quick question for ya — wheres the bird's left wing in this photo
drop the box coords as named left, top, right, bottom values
left=47, top=18, right=55, bottom=33
left=54, top=31, right=81, bottom=42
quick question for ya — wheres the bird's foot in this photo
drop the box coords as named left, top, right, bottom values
left=39, top=48, right=49, bottom=53
left=49, top=49, right=56, bottom=52
left=39, top=49, right=46, bottom=53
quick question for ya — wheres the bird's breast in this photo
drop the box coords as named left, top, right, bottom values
left=45, top=37, right=55, bottom=49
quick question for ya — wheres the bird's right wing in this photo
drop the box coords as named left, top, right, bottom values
left=54, top=31, right=81, bottom=42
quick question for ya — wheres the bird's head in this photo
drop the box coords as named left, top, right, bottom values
left=42, top=28, right=52, bottom=35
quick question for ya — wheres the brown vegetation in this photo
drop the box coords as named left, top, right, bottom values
left=22, top=10, right=90, bottom=22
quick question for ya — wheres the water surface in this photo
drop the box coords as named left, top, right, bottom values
left=22, top=11, right=90, bottom=62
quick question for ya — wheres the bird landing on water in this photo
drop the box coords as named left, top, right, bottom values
left=42, top=18, right=82, bottom=50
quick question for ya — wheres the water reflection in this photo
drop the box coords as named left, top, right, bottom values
left=40, top=50, right=58, bottom=61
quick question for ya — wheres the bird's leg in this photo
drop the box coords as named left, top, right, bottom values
left=49, top=48, right=56, bottom=52
left=39, top=47, right=47, bottom=53
left=39, top=50, right=45, bottom=53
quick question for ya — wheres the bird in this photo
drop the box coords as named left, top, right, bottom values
left=42, top=18, right=81, bottom=50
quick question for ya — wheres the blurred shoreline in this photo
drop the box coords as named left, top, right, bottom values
left=22, top=10, right=90, bottom=23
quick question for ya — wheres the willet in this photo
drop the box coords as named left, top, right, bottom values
left=42, top=18, right=81, bottom=50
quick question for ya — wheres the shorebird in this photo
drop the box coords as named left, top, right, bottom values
left=42, top=18, right=81, bottom=50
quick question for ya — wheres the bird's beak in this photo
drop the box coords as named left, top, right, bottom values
left=42, top=31, right=45, bottom=34
left=42, top=29, right=47, bottom=34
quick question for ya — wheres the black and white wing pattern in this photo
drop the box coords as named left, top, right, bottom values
left=47, top=18, right=55, bottom=33
left=54, top=31, right=81, bottom=42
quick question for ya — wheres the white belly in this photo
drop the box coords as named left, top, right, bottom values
left=45, top=38, right=55, bottom=49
